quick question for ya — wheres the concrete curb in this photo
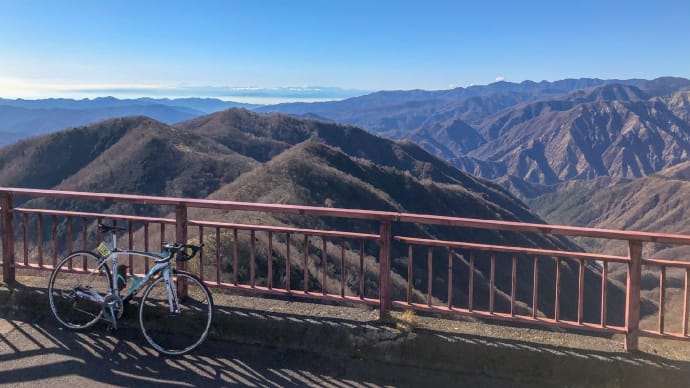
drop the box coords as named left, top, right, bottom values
left=2, top=279, right=689, bottom=387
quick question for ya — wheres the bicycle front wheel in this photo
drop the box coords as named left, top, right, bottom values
left=139, top=271, right=213, bottom=355
left=48, top=251, right=111, bottom=329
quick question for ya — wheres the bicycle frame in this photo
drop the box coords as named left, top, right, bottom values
left=83, top=231, right=181, bottom=314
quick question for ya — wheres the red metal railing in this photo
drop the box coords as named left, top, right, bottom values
left=3, top=187, right=690, bottom=351
left=393, top=237, right=630, bottom=334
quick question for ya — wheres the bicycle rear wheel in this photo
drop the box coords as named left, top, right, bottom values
left=48, top=251, right=111, bottom=329
left=138, top=271, right=213, bottom=355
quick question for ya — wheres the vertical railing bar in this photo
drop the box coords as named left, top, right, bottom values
left=683, top=268, right=690, bottom=337
left=0, top=193, right=15, bottom=282
left=555, top=257, right=561, bottom=322
left=128, top=220, right=133, bottom=275
left=37, top=214, right=43, bottom=268
left=81, top=217, right=87, bottom=251
left=250, top=230, right=256, bottom=288
left=601, top=261, right=608, bottom=328
left=97, top=217, right=103, bottom=243
left=578, top=258, right=585, bottom=325
left=490, top=254, right=495, bottom=314
left=286, top=233, right=292, bottom=293
left=268, top=231, right=273, bottom=290
left=340, top=239, right=345, bottom=298
left=468, top=252, right=475, bottom=312
left=51, top=215, right=57, bottom=266
left=448, top=247, right=453, bottom=310
left=322, top=237, right=327, bottom=296
left=198, top=225, right=204, bottom=281
left=407, top=244, right=413, bottom=304
left=160, top=222, right=166, bottom=246
left=66, top=216, right=73, bottom=270
left=532, top=256, right=539, bottom=319
left=67, top=216, right=73, bottom=251
left=659, top=266, right=666, bottom=334
left=427, top=247, right=433, bottom=307
left=174, top=205, right=188, bottom=298
left=511, top=255, right=517, bottom=317
left=625, top=240, right=643, bottom=351
left=81, top=217, right=87, bottom=271
left=215, top=227, right=221, bottom=285
left=144, top=222, right=150, bottom=273
left=22, top=213, right=28, bottom=266
left=233, top=228, right=239, bottom=286
left=378, top=220, right=393, bottom=318
left=359, top=240, right=364, bottom=299
left=303, top=234, right=309, bottom=293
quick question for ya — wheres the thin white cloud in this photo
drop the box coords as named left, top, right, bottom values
left=495, top=76, right=506, bottom=82
left=0, top=78, right=369, bottom=103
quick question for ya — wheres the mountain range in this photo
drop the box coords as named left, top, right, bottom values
left=5, top=77, right=689, bottom=187
left=0, top=108, right=625, bottom=323
left=257, top=77, right=690, bottom=186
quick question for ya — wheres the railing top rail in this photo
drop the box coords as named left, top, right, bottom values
left=0, top=187, right=397, bottom=221
left=4, top=186, right=690, bottom=245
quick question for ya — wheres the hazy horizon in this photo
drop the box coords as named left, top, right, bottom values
left=4, top=75, right=688, bottom=105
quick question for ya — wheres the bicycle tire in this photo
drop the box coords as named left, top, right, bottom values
left=48, top=251, right=111, bottom=330
left=138, top=270, right=213, bottom=355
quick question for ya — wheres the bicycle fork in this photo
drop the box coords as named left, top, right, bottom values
left=164, top=270, right=181, bottom=315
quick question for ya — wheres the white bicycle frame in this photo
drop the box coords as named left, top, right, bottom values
left=75, top=231, right=180, bottom=315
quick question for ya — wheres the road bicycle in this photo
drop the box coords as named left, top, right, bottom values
left=48, top=223, right=213, bottom=355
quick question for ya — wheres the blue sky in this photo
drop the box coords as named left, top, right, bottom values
left=1, top=0, right=689, bottom=102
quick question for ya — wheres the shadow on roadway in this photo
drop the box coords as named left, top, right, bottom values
left=0, top=308, right=501, bottom=387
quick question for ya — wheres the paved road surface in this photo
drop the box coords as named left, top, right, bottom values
left=0, top=310, right=517, bottom=387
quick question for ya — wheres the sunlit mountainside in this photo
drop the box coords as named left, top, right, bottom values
left=0, top=108, right=626, bottom=323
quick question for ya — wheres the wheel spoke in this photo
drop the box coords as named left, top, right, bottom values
left=139, top=272, right=213, bottom=355
left=49, top=252, right=110, bottom=330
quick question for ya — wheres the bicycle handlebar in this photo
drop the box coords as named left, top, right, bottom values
left=98, top=223, right=127, bottom=234
left=161, top=242, right=204, bottom=262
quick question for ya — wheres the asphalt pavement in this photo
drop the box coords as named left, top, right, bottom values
left=0, top=309, right=516, bottom=388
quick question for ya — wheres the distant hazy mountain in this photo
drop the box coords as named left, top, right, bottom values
left=256, top=78, right=648, bottom=138
left=0, top=96, right=257, bottom=113
left=258, top=77, right=690, bottom=185
left=257, top=78, right=645, bottom=120
left=0, top=97, right=258, bottom=147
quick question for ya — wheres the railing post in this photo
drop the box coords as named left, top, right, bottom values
left=1, top=192, right=15, bottom=283
left=176, top=204, right=188, bottom=297
left=379, top=220, right=392, bottom=319
left=625, top=240, right=642, bottom=351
